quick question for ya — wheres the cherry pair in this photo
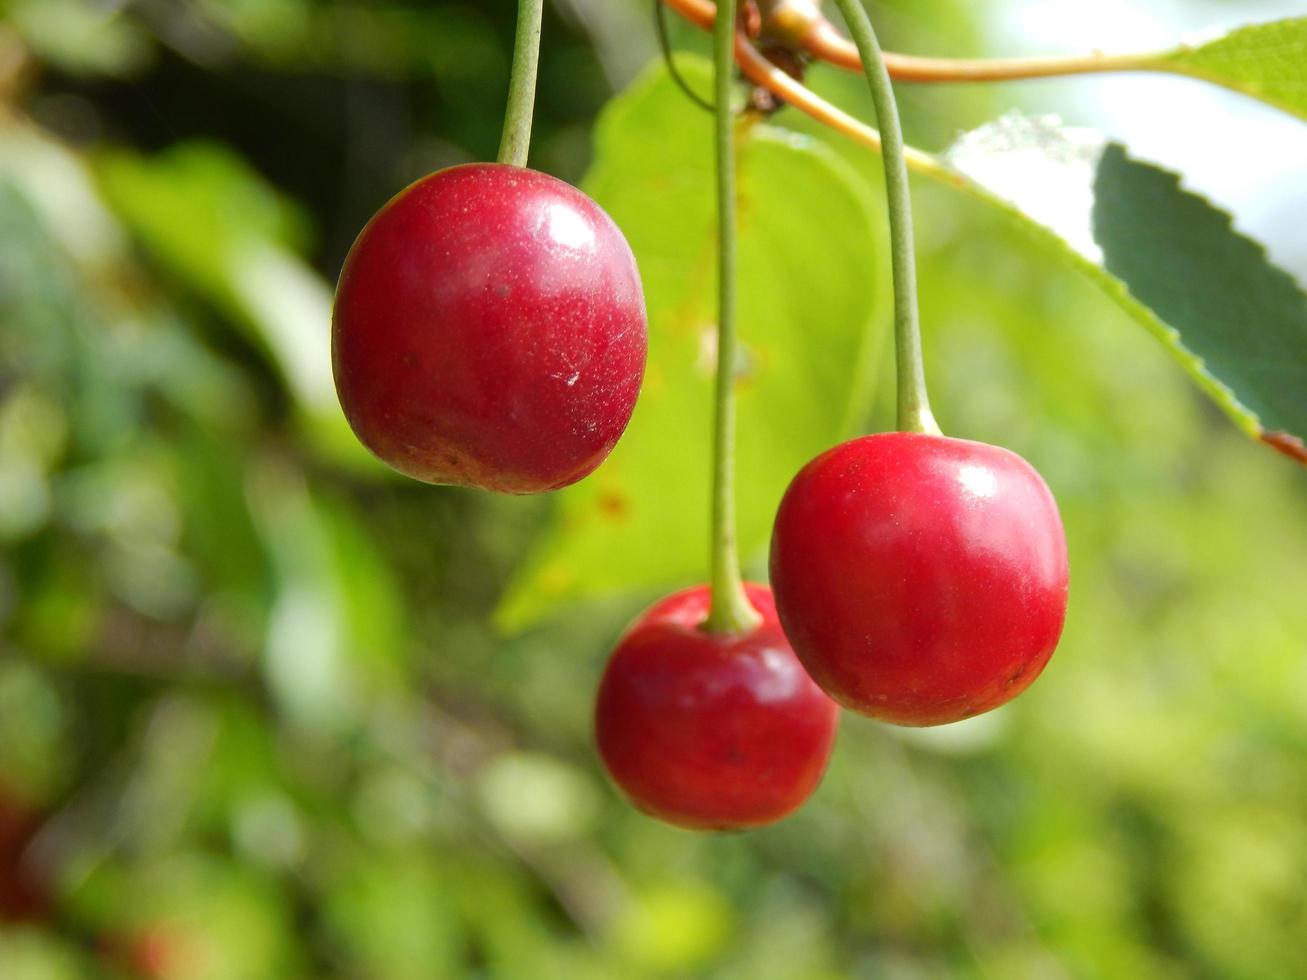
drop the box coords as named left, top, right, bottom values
left=596, top=432, right=1068, bottom=830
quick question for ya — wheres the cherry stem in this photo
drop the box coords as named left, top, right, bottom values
left=655, top=0, right=715, bottom=112
left=829, top=0, right=939, bottom=436
left=703, top=0, right=761, bottom=635
left=807, top=20, right=1160, bottom=82
left=498, top=0, right=544, bottom=168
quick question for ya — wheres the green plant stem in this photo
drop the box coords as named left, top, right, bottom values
left=829, top=0, right=940, bottom=435
left=497, top=0, right=544, bottom=167
left=703, top=0, right=760, bottom=635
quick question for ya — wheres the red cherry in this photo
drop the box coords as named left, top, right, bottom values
left=595, top=584, right=840, bottom=830
left=333, top=163, right=647, bottom=493
left=770, top=432, right=1068, bottom=727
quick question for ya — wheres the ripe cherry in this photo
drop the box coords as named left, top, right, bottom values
left=333, top=163, right=647, bottom=493
left=595, top=584, right=840, bottom=830
left=770, top=432, right=1068, bottom=727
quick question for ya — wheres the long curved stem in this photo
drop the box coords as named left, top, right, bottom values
left=829, top=0, right=938, bottom=435
left=498, top=0, right=544, bottom=167
left=703, top=0, right=760, bottom=635
left=655, top=0, right=715, bottom=112
left=662, top=0, right=1162, bottom=83
left=806, top=18, right=1159, bottom=81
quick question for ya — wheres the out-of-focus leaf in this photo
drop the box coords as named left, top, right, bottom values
left=324, top=853, right=463, bottom=980
left=94, top=143, right=373, bottom=467
left=498, top=61, right=884, bottom=627
left=0, top=662, right=71, bottom=800
left=0, top=123, right=127, bottom=270
left=0, top=385, right=62, bottom=542
left=247, top=460, right=407, bottom=728
left=1160, top=17, right=1307, bottom=122
left=171, top=424, right=272, bottom=618
left=611, top=881, right=734, bottom=973
left=942, top=115, right=1307, bottom=463
left=0, top=928, right=91, bottom=980
left=453, top=860, right=593, bottom=978
left=318, top=493, right=408, bottom=684
left=0, top=178, right=137, bottom=452
left=106, top=854, right=300, bottom=980
left=191, top=0, right=504, bottom=82
left=1167, top=806, right=1307, bottom=979
left=0, top=123, right=259, bottom=438
left=8, top=0, right=152, bottom=77
left=475, top=752, right=599, bottom=845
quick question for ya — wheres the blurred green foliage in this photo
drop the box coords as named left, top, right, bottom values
left=1, top=1, right=1306, bottom=978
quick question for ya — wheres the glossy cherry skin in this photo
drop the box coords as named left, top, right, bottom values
left=595, top=584, right=840, bottom=830
left=333, top=163, right=647, bottom=493
left=770, top=432, right=1068, bottom=727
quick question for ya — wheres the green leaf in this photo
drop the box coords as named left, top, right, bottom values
left=1160, top=18, right=1307, bottom=122
left=940, top=114, right=1307, bottom=463
left=1092, top=144, right=1307, bottom=461
left=497, top=60, right=885, bottom=628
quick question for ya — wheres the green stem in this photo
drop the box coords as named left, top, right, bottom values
left=703, top=0, right=760, bottom=635
left=497, top=0, right=544, bottom=167
left=829, top=0, right=940, bottom=436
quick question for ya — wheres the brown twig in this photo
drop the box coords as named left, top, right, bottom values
left=663, top=0, right=1161, bottom=83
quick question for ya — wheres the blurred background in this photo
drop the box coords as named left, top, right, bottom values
left=2, top=0, right=1307, bottom=977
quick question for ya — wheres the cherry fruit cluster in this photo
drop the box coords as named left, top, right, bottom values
left=331, top=166, right=1068, bottom=832
left=331, top=80, right=1067, bottom=837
